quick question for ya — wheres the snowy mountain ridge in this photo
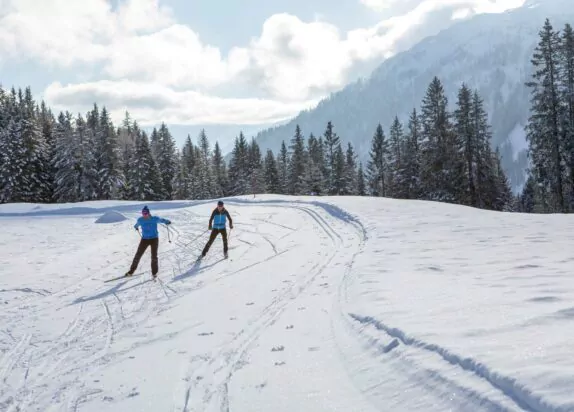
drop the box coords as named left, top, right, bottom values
left=253, top=0, right=574, bottom=193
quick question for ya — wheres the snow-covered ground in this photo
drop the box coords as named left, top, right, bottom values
left=1, top=195, right=573, bottom=412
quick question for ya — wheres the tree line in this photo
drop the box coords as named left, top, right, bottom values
left=0, top=81, right=512, bottom=211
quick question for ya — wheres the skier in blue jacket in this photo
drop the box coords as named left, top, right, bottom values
left=126, top=205, right=171, bottom=278
left=200, top=200, right=233, bottom=259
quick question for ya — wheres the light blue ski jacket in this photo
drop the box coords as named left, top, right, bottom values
left=134, top=216, right=171, bottom=239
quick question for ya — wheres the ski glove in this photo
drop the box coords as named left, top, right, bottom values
left=165, top=220, right=171, bottom=225
left=230, top=224, right=233, bottom=229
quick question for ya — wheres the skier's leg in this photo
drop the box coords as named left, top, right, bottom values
left=201, top=230, right=219, bottom=256
left=128, top=239, right=150, bottom=274
left=150, top=238, right=159, bottom=275
left=221, top=229, right=228, bottom=254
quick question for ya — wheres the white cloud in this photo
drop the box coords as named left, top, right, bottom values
left=360, top=0, right=401, bottom=12
left=44, top=80, right=319, bottom=125
left=360, top=0, right=525, bottom=13
left=1, top=0, right=526, bottom=125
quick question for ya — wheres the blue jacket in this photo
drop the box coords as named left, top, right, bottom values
left=209, top=208, right=232, bottom=229
left=134, top=215, right=171, bottom=239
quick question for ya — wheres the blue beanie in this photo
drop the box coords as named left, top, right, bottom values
left=217, top=201, right=224, bottom=206
left=142, top=205, right=150, bottom=213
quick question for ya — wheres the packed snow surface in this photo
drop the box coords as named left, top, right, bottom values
left=0, top=195, right=573, bottom=412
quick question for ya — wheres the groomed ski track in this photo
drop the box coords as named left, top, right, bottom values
left=0, top=196, right=570, bottom=412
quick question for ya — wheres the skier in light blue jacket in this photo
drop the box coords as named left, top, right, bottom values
left=126, top=205, right=171, bottom=278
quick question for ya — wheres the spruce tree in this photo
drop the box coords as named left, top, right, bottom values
left=264, top=149, right=280, bottom=193
left=366, top=123, right=389, bottom=196
left=306, top=134, right=326, bottom=194
left=129, top=129, right=162, bottom=200
left=455, top=83, right=477, bottom=206
left=323, top=121, right=340, bottom=194
left=388, top=116, right=404, bottom=197
left=212, top=141, right=227, bottom=197
left=419, top=76, right=461, bottom=202
left=560, top=23, right=574, bottom=209
left=228, top=132, right=250, bottom=195
left=248, top=138, right=265, bottom=195
left=288, top=125, right=308, bottom=195
left=276, top=141, right=289, bottom=194
left=344, top=142, right=358, bottom=195
left=156, top=123, right=178, bottom=199
left=357, top=163, right=366, bottom=196
left=402, top=109, right=421, bottom=199
left=526, top=18, right=566, bottom=212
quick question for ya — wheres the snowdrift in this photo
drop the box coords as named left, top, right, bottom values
left=94, top=210, right=128, bottom=224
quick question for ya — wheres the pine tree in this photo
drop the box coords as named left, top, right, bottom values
left=519, top=174, right=537, bottom=212
left=228, top=132, right=250, bottom=195
left=366, top=124, right=389, bottom=196
left=419, top=76, right=461, bottom=202
left=388, top=116, right=404, bottom=197
left=20, top=87, right=51, bottom=202
left=331, top=144, right=346, bottom=195
left=276, top=141, right=289, bottom=194
left=306, top=133, right=326, bottom=195
left=455, top=83, right=478, bottom=206
left=212, top=141, right=227, bottom=197
left=156, top=123, right=178, bottom=199
left=0, top=117, right=26, bottom=202
left=92, top=107, right=123, bottom=199
left=402, top=109, right=422, bottom=199
left=264, top=149, right=280, bottom=193
left=526, top=18, right=566, bottom=212
left=38, top=101, right=56, bottom=202
left=493, top=148, right=514, bottom=211
left=357, top=163, right=366, bottom=196
left=129, top=128, right=162, bottom=200
left=248, top=138, right=265, bottom=196
left=560, top=23, right=574, bottom=209
left=471, top=90, right=497, bottom=209
left=288, top=125, right=308, bottom=195
left=175, top=136, right=193, bottom=199
left=344, top=142, right=358, bottom=195
left=323, top=121, right=340, bottom=194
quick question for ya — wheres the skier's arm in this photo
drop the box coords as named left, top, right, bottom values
left=225, top=210, right=233, bottom=228
left=134, top=218, right=141, bottom=230
left=158, top=217, right=171, bottom=225
left=208, top=210, right=215, bottom=229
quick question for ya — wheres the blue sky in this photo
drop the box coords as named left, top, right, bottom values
left=0, top=0, right=525, bottom=150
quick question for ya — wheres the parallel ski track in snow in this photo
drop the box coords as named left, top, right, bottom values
left=174, top=201, right=356, bottom=412
left=332, top=217, right=568, bottom=412
left=0, top=200, right=364, bottom=411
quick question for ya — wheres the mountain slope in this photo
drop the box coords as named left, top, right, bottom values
left=253, top=0, right=574, bottom=192
left=1, top=195, right=574, bottom=411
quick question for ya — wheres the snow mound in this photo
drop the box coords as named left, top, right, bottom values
left=95, top=210, right=128, bottom=224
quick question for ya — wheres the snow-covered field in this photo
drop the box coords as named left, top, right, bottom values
left=1, top=195, right=573, bottom=412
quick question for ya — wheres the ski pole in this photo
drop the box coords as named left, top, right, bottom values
left=166, top=225, right=172, bottom=243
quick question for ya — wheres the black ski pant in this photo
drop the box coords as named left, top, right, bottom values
left=129, top=237, right=159, bottom=275
left=202, top=228, right=227, bottom=256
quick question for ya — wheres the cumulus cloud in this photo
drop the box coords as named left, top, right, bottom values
left=44, top=81, right=319, bottom=125
left=0, top=0, right=526, bottom=125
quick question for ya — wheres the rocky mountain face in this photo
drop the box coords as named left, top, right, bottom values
left=252, top=0, right=574, bottom=192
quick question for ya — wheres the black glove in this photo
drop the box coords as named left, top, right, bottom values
left=166, top=220, right=171, bottom=225
left=230, top=224, right=233, bottom=229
